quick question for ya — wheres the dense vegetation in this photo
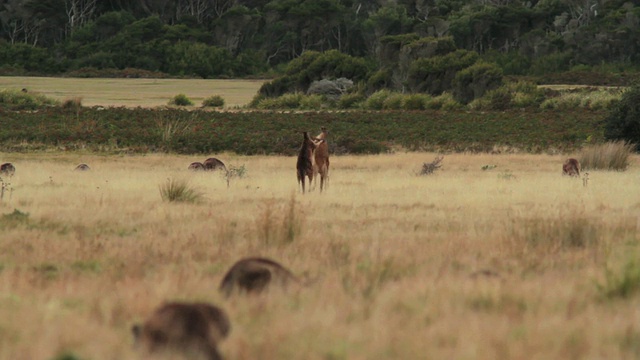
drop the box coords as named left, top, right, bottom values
left=1, top=0, right=640, bottom=85
left=0, top=106, right=605, bottom=155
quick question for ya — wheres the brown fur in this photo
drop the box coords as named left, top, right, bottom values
left=296, top=131, right=321, bottom=193
left=0, top=163, right=15, bottom=177
left=313, top=127, right=330, bottom=192
left=219, top=257, right=299, bottom=297
left=132, top=302, right=230, bottom=360
left=74, top=163, right=90, bottom=171
left=203, top=158, right=227, bottom=172
left=188, top=162, right=206, bottom=171
left=563, top=158, right=580, bottom=177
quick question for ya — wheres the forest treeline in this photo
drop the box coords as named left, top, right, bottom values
left=0, top=0, right=639, bottom=81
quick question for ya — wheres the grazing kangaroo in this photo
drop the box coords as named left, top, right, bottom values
left=219, top=257, right=299, bottom=297
left=0, top=163, right=15, bottom=177
left=313, top=127, right=330, bottom=192
left=74, top=163, right=90, bottom=171
left=296, top=131, right=322, bottom=193
left=203, top=158, right=227, bottom=172
left=132, top=302, right=231, bottom=360
left=562, top=158, right=580, bottom=177
left=188, top=162, right=206, bottom=171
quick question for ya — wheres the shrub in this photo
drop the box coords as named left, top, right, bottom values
left=255, top=93, right=303, bottom=109
left=159, top=178, right=203, bottom=203
left=578, top=141, right=633, bottom=171
left=337, top=93, right=365, bottom=109
left=365, top=89, right=392, bottom=110
left=299, top=94, right=325, bottom=109
left=169, top=94, right=193, bottom=106
left=382, top=93, right=404, bottom=109
left=604, top=85, right=640, bottom=149
left=0, top=89, right=59, bottom=110
left=427, top=92, right=462, bottom=110
left=202, top=95, right=225, bottom=108
left=403, top=93, right=431, bottom=110
left=307, top=78, right=353, bottom=100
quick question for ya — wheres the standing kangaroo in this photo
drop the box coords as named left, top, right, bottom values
left=313, top=127, right=330, bottom=192
left=296, top=131, right=322, bottom=193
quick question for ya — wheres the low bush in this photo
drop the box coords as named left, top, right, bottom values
left=169, top=94, right=193, bottom=106
left=0, top=89, right=59, bottom=110
left=202, top=95, right=225, bottom=108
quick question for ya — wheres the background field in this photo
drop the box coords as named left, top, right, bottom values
left=0, top=77, right=266, bottom=108
left=0, top=152, right=639, bottom=360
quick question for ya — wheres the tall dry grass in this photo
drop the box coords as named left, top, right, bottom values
left=0, top=152, right=638, bottom=360
left=579, top=140, right=634, bottom=171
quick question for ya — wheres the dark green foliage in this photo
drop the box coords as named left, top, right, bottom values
left=169, top=94, right=193, bottom=106
left=0, top=107, right=606, bottom=155
left=202, top=95, right=225, bottom=108
left=452, top=62, right=503, bottom=104
left=407, top=50, right=480, bottom=95
left=604, top=85, right=640, bottom=150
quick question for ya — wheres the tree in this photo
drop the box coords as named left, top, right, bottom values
left=604, top=84, right=640, bottom=151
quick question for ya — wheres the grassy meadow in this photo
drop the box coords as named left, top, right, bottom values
left=0, top=77, right=266, bottom=108
left=0, top=152, right=639, bottom=359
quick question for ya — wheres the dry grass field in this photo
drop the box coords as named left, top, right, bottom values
left=0, top=77, right=265, bottom=108
left=0, top=152, right=639, bottom=360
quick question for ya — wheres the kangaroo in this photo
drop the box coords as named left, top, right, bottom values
left=132, top=302, right=231, bottom=360
left=188, top=162, right=206, bottom=171
left=0, top=163, right=15, bottom=177
left=296, top=131, right=322, bottom=193
left=74, top=163, right=90, bottom=171
left=313, top=127, right=330, bottom=192
left=203, top=158, right=227, bottom=172
left=562, top=158, right=580, bottom=177
left=219, top=257, right=299, bottom=297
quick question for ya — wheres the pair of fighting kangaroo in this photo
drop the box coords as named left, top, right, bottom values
left=297, top=127, right=330, bottom=193
left=132, top=257, right=298, bottom=360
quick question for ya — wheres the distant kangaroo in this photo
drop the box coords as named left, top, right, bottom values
left=313, top=127, right=330, bottom=192
left=562, top=158, right=580, bottom=177
left=203, top=158, right=227, bottom=172
left=296, top=131, right=322, bottom=193
left=0, top=163, right=15, bottom=177
left=74, top=163, right=90, bottom=171
left=132, top=302, right=231, bottom=360
left=188, top=162, right=206, bottom=171
left=219, top=257, right=299, bottom=297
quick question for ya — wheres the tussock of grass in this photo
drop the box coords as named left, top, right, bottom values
left=598, top=261, right=640, bottom=300
left=579, top=141, right=634, bottom=171
left=159, top=178, right=203, bottom=203
left=256, top=194, right=304, bottom=246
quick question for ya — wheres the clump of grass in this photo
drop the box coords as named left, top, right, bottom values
left=0, top=209, right=29, bottom=229
left=168, top=93, right=193, bottom=106
left=382, top=93, right=404, bottom=109
left=255, top=93, right=303, bottom=109
left=403, top=93, right=431, bottom=110
left=337, top=93, right=365, bottom=109
left=597, top=260, right=640, bottom=300
left=299, top=94, right=325, bottom=109
left=427, top=92, right=462, bottom=110
left=509, top=213, right=600, bottom=252
left=159, top=178, right=203, bottom=203
left=202, top=95, right=225, bottom=108
left=364, top=89, right=392, bottom=110
left=579, top=141, right=633, bottom=171
left=256, top=194, right=304, bottom=246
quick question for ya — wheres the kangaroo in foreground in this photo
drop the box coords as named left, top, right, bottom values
left=219, top=257, right=299, bottom=297
left=562, top=158, right=580, bottom=177
left=313, top=127, right=330, bottom=192
left=296, top=131, right=322, bottom=193
left=132, top=302, right=231, bottom=360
